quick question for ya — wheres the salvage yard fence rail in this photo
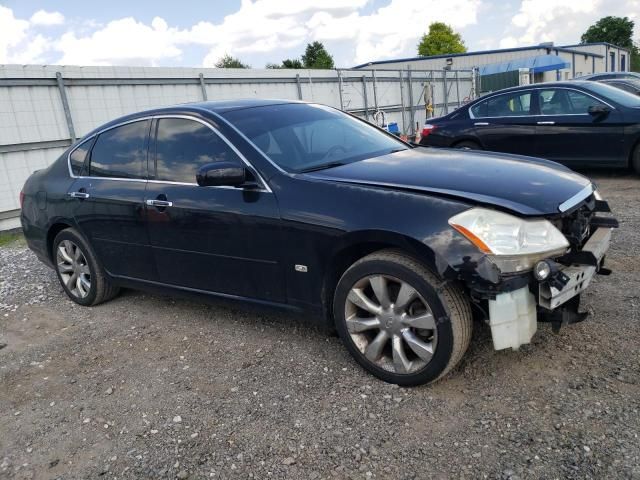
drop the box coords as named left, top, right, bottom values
left=0, top=65, right=477, bottom=229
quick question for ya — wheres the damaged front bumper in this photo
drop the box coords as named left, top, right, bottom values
left=484, top=227, right=613, bottom=351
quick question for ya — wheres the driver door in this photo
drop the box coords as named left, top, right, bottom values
left=145, top=116, right=285, bottom=302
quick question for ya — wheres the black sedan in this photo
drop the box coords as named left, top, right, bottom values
left=598, top=78, right=640, bottom=96
left=575, top=72, right=640, bottom=81
left=20, top=100, right=616, bottom=386
left=419, top=81, right=640, bottom=173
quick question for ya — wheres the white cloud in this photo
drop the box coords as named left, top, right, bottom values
left=0, top=6, right=65, bottom=63
left=310, top=0, right=481, bottom=64
left=0, top=5, right=30, bottom=62
left=8, top=34, right=51, bottom=63
left=500, top=0, right=640, bottom=48
left=183, top=0, right=370, bottom=66
left=191, top=0, right=480, bottom=66
left=30, top=10, right=65, bottom=26
left=56, top=16, right=183, bottom=66
left=4, top=1, right=640, bottom=68
left=2, top=0, right=479, bottom=67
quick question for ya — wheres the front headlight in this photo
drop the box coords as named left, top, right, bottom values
left=449, top=208, right=569, bottom=273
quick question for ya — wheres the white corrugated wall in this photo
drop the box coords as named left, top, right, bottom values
left=0, top=65, right=475, bottom=229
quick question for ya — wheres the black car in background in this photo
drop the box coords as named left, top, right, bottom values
left=598, top=78, right=640, bottom=96
left=419, top=81, right=640, bottom=173
left=575, top=72, right=640, bottom=81
left=21, top=100, right=616, bottom=386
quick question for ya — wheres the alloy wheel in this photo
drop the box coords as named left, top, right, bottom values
left=56, top=240, right=91, bottom=299
left=344, top=274, right=437, bottom=374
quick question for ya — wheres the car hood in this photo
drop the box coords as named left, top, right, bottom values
left=304, top=147, right=592, bottom=216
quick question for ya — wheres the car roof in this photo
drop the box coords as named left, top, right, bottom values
left=493, top=81, right=592, bottom=93
left=82, top=99, right=306, bottom=138
left=576, top=72, right=640, bottom=80
left=142, top=98, right=305, bottom=116
left=472, top=81, right=593, bottom=100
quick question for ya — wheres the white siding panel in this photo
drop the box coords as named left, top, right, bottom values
left=0, top=64, right=476, bottom=227
left=0, top=147, right=66, bottom=211
left=0, top=86, right=68, bottom=145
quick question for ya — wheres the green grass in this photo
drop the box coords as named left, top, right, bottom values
left=0, top=230, right=25, bottom=247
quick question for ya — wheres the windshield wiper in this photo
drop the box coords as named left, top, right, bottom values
left=298, top=161, right=348, bottom=173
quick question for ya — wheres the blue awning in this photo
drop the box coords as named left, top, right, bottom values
left=479, top=54, right=570, bottom=76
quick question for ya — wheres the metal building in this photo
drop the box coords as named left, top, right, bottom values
left=354, top=42, right=632, bottom=82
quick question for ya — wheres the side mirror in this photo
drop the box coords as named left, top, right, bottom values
left=588, top=105, right=611, bottom=116
left=196, top=161, right=246, bottom=187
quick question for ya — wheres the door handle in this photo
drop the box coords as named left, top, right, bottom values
left=69, top=191, right=90, bottom=199
left=146, top=199, right=173, bottom=208
left=537, top=121, right=555, bottom=125
left=474, top=122, right=489, bottom=126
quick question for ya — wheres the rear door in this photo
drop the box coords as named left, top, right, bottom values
left=533, top=87, right=626, bottom=166
left=470, top=90, right=538, bottom=155
left=69, top=119, right=156, bottom=280
left=145, top=116, right=285, bottom=302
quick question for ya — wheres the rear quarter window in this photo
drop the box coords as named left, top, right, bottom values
left=470, top=100, right=488, bottom=118
left=69, top=139, right=94, bottom=176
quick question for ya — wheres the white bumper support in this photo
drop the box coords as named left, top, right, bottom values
left=487, top=228, right=613, bottom=351
left=488, top=287, right=537, bottom=351
left=538, top=227, right=611, bottom=309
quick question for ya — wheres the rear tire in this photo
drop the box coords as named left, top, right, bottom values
left=52, top=228, right=119, bottom=306
left=454, top=140, right=481, bottom=150
left=631, top=144, right=640, bottom=174
left=333, top=249, right=473, bottom=386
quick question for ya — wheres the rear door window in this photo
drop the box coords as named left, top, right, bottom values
left=471, top=91, right=532, bottom=118
left=89, top=120, right=150, bottom=179
left=154, top=118, right=243, bottom=184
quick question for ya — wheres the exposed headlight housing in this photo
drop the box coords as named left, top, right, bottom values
left=449, top=208, right=569, bottom=273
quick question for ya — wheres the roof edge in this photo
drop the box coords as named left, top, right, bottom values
left=353, top=42, right=622, bottom=69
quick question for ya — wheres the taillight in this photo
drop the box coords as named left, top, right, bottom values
left=20, top=190, right=25, bottom=209
left=421, top=124, right=437, bottom=137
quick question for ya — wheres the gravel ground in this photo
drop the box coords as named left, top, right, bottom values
left=1, top=173, right=639, bottom=480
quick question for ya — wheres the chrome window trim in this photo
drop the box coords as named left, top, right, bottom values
left=67, top=114, right=272, bottom=193
left=558, top=183, right=595, bottom=212
left=469, top=86, right=615, bottom=120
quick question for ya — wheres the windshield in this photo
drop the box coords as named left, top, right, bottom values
left=585, top=82, right=640, bottom=107
left=222, top=103, right=408, bottom=173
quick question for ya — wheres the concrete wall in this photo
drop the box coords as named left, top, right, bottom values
left=0, top=65, right=475, bottom=229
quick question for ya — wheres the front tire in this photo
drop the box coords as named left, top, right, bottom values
left=333, top=250, right=472, bottom=386
left=53, top=228, right=119, bottom=306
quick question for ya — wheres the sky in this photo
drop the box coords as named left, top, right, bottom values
left=1, top=0, right=639, bottom=68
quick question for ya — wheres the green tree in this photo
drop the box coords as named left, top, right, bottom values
left=581, top=16, right=640, bottom=71
left=302, top=41, right=334, bottom=69
left=266, top=58, right=303, bottom=69
left=215, top=54, right=250, bottom=68
left=282, top=58, right=304, bottom=69
left=417, top=22, right=466, bottom=56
